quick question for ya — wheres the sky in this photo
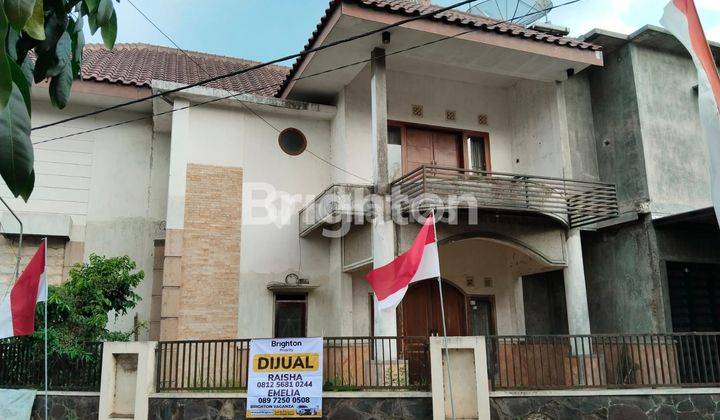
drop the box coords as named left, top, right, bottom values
left=85, top=0, right=720, bottom=65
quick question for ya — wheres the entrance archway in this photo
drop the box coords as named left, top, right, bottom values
left=397, top=279, right=481, bottom=338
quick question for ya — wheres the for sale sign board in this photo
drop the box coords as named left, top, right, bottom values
left=246, top=337, right=323, bottom=418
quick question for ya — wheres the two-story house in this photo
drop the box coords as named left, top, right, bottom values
left=12, top=0, right=696, bottom=347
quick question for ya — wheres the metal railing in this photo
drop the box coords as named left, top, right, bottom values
left=0, top=339, right=103, bottom=391
left=391, top=166, right=619, bottom=228
left=487, top=333, right=720, bottom=390
left=155, top=336, right=430, bottom=392
left=298, top=184, right=373, bottom=237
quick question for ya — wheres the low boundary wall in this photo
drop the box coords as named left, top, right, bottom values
left=30, top=391, right=100, bottom=419
left=490, top=389, right=720, bottom=419
left=148, top=392, right=432, bottom=419
left=26, top=389, right=720, bottom=419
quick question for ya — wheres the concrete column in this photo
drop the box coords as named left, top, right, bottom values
left=369, top=47, right=397, bottom=338
left=372, top=219, right=397, bottom=337
left=563, top=229, right=591, bottom=335
left=159, top=99, right=190, bottom=341
left=371, top=48, right=389, bottom=194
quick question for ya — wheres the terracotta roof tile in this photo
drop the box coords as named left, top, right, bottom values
left=80, top=43, right=289, bottom=96
left=279, top=0, right=601, bottom=96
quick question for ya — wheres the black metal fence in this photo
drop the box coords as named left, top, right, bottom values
left=0, top=339, right=103, bottom=391
left=155, top=336, right=430, bottom=392
left=487, top=333, right=720, bottom=390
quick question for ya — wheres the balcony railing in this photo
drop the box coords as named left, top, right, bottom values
left=299, top=184, right=373, bottom=237
left=391, top=166, right=619, bottom=228
left=487, top=333, right=720, bottom=390
left=155, top=336, right=430, bottom=392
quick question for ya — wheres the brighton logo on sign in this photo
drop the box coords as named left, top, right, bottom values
left=246, top=338, right=323, bottom=418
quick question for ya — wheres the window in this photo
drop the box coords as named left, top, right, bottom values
left=387, top=126, right=403, bottom=180
left=274, top=294, right=307, bottom=338
left=387, top=126, right=402, bottom=145
left=278, top=128, right=307, bottom=156
left=468, top=135, right=487, bottom=171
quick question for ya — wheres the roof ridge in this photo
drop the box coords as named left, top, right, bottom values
left=79, top=43, right=289, bottom=95
left=83, top=42, right=290, bottom=71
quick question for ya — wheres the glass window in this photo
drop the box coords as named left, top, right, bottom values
left=387, top=126, right=402, bottom=180
left=274, top=294, right=307, bottom=338
left=468, top=135, right=487, bottom=171
left=388, top=126, right=402, bottom=145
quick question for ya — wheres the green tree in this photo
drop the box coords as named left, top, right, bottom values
left=33, top=253, right=144, bottom=359
left=1, top=0, right=119, bottom=201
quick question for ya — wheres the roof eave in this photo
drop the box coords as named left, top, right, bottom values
left=279, top=1, right=344, bottom=99
left=278, top=0, right=603, bottom=99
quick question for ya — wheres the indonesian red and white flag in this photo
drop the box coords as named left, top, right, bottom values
left=662, top=0, right=720, bottom=225
left=0, top=242, right=47, bottom=339
left=366, top=214, right=440, bottom=310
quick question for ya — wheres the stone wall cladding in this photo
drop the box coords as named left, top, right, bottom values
left=178, top=164, right=243, bottom=339
left=148, top=397, right=432, bottom=419
left=0, top=237, right=67, bottom=291
left=491, top=394, right=720, bottom=419
left=31, top=395, right=99, bottom=420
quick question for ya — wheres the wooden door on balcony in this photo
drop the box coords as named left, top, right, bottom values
left=404, top=127, right=463, bottom=173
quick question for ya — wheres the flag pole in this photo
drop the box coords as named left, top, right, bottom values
left=431, top=211, right=456, bottom=420
left=43, top=237, right=48, bottom=420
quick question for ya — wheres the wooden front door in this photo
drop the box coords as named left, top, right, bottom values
left=399, top=280, right=467, bottom=337
left=404, top=127, right=463, bottom=173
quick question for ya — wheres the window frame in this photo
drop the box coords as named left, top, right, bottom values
left=467, top=133, right=490, bottom=172
left=388, top=120, right=491, bottom=174
left=273, top=293, right=308, bottom=338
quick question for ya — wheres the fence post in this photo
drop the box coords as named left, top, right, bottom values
left=430, top=336, right=490, bottom=420
left=98, top=341, right=157, bottom=420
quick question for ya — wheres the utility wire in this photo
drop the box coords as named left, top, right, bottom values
left=31, top=0, right=483, bottom=132
left=125, top=0, right=369, bottom=183
left=32, top=0, right=582, bottom=149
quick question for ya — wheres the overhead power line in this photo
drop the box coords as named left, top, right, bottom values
left=32, top=0, right=583, bottom=148
left=31, top=0, right=483, bottom=132
left=124, top=0, right=371, bottom=182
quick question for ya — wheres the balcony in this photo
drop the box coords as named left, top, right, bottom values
left=391, top=166, right=619, bottom=228
left=299, top=184, right=373, bottom=237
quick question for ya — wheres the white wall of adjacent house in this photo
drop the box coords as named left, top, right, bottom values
left=0, top=83, right=167, bottom=340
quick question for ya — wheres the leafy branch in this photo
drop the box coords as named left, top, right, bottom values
left=1, top=0, right=118, bottom=201
left=35, top=253, right=145, bottom=359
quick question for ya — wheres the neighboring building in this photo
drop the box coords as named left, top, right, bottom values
left=2, top=0, right=716, bottom=343
left=580, top=26, right=720, bottom=335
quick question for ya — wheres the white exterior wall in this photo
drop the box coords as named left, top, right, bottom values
left=0, top=62, right=579, bottom=342
left=332, top=66, right=566, bottom=185
left=329, top=67, right=571, bottom=337
left=178, top=102, right=335, bottom=338
left=0, top=88, right=167, bottom=339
